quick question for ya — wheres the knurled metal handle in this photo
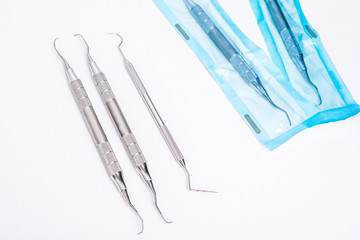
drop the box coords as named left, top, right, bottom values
left=122, top=133, right=146, bottom=167
left=96, top=141, right=122, bottom=176
left=69, top=79, right=122, bottom=175
left=93, top=73, right=116, bottom=104
left=92, top=73, right=146, bottom=167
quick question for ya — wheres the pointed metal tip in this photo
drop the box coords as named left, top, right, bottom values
left=316, top=90, right=323, bottom=106
left=106, top=33, right=124, bottom=47
left=284, top=110, right=292, bottom=126
left=146, top=180, right=173, bottom=223
left=155, top=199, right=173, bottom=224
left=266, top=99, right=292, bottom=126
left=54, top=37, right=71, bottom=70
left=74, top=33, right=95, bottom=63
left=112, top=173, right=144, bottom=234
left=137, top=215, right=144, bottom=235
left=106, top=33, right=127, bottom=62
left=183, top=165, right=218, bottom=193
left=121, top=190, right=145, bottom=234
left=302, top=70, right=323, bottom=106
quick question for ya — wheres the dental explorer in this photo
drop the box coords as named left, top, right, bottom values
left=110, top=33, right=216, bottom=193
left=183, top=0, right=292, bottom=125
left=54, top=38, right=144, bottom=234
left=265, top=0, right=322, bottom=105
left=74, top=34, right=171, bottom=224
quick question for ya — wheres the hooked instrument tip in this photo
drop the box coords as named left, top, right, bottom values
left=183, top=165, right=217, bottom=193
left=54, top=38, right=71, bottom=70
left=74, top=34, right=95, bottom=63
left=127, top=200, right=144, bottom=234
left=147, top=180, right=173, bottom=224
left=303, top=70, right=322, bottom=105
left=106, top=33, right=127, bottom=61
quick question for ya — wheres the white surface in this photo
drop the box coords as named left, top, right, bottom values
left=0, top=0, right=359, bottom=239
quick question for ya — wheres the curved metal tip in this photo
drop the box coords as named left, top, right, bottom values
left=127, top=202, right=144, bottom=234
left=106, top=33, right=126, bottom=61
left=147, top=180, right=172, bottom=224
left=74, top=34, right=94, bottom=62
left=183, top=165, right=217, bottom=193
left=154, top=197, right=173, bottom=224
left=54, top=38, right=71, bottom=69
left=267, top=99, right=292, bottom=126
left=303, top=70, right=322, bottom=106
left=278, top=108, right=291, bottom=126
left=312, top=84, right=322, bottom=106
left=281, top=108, right=292, bottom=126
left=107, top=33, right=124, bottom=47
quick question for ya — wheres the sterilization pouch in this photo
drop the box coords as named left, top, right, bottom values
left=152, top=0, right=359, bottom=150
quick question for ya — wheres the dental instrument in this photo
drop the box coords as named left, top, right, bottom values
left=184, top=0, right=292, bottom=125
left=265, top=0, right=322, bottom=105
left=54, top=38, right=144, bottom=234
left=74, top=34, right=171, bottom=223
left=109, top=33, right=216, bottom=193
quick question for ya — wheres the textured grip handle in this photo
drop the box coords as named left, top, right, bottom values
left=70, top=79, right=93, bottom=111
left=122, top=133, right=147, bottom=167
left=69, top=79, right=121, bottom=175
left=96, top=141, right=122, bottom=176
left=93, top=73, right=116, bottom=104
left=92, top=73, right=146, bottom=168
left=230, top=54, right=259, bottom=86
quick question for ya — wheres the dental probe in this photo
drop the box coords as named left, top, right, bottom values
left=109, top=33, right=216, bottom=193
left=265, top=0, right=322, bottom=105
left=75, top=34, right=171, bottom=223
left=184, top=0, right=292, bottom=125
left=54, top=38, right=144, bottom=234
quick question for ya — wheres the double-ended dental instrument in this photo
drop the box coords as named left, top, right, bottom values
left=110, top=33, right=216, bottom=193
left=183, top=0, right=292, bottom=125
left=74, top=34, right=171, bottom=224
left=54, top=38, right=144, bottom=234
left=265, top=0, right=322, bottom=105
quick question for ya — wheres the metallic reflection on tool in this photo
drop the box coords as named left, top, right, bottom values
left=54, top=38, right=144, bottom=234
left=109, top=33, right=216, bottom=193
left=183, top=0, right=292, bottom=125
left=265, top=0, right=322, bottom=105
left=74, top=34, right=171, bottom=224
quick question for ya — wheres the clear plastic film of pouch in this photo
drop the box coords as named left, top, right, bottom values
left=152, top=0, right=360, bottom=150
left=249, top=0, right=360, bottom=143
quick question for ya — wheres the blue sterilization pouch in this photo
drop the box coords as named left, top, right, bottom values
left=152, top=0, right=360, bottom=150
left=249, top=0, right=360, bottom=146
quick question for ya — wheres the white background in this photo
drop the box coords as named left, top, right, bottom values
left=0, top=0, right=359, bottom=239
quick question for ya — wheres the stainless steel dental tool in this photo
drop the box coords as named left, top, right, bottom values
left=54, top=38, right=144, bottom=234
left=183, top=0, right=292, bottom=125
left=109, top=33, right=216, bottom=193
left=74, top=34, right=171, bottom=223
left=265, top=0, right=322, bottom=105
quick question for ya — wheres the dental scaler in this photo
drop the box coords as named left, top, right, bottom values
left=54, top=38, right=144, bottom=234
left=109, top=33, right=217, bottom=193
left=184, top=0, right=292, bottom=125
left=265, top=0, right=322, bottom=105
left=74, top=34, right=171, bottom=224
